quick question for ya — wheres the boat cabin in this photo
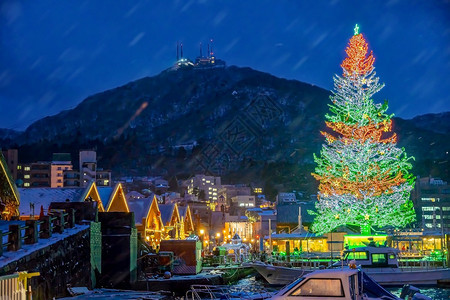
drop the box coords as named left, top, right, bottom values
left=341, top=246, right=399, bottom=268
left=272, top=267, right=397, bottom=300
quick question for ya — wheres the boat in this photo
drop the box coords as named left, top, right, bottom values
left=271, top=267, right=431, bottom=300
left=336, top=246, right=450, bottom=286
left=251, top=261, right=315, bottom=286
left=185, top=284, right=273, bottom=299
left=252, top=246, right=450, bottom=286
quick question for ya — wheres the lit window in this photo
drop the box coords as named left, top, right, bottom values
left=24, top=175, right=30, bottom=179
left=346, top=251, right=368, bottom=260
left=422, top=207, right=435, bottom=211
left=24, top=183, right=30, bottom=187
left=25, top=166, right=30, bottom=171
left=239, top=203, right=245, bottom=207
left=372, top=253, right=387, bottom=264
left=290, top=279, right=344, bottom=297
left=422, top=198, right=439, bottom=202
left=17, top=166, right=22, bottom=170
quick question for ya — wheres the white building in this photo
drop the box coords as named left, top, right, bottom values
left=187, top=174, right=221, bottom=201
left=232, top=195, right=256, bottom=208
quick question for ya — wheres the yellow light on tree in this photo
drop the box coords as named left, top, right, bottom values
left=310, top=25, right=416, bottom=235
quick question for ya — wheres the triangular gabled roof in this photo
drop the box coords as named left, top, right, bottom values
left=158, top=203, right=177, bottom=226
left=97, top=187, right=113, bottom=209
left=0, top=151, right=20, bottom=219
left=81, top=180, right=105, bottom=212
left=98, top=183, right=129, bottom=212
left=127, top=193, right=162, bottom=226
left=178, top=204, right=195, bottom=233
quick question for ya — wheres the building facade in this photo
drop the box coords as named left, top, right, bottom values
left=412, top=176, right=450, bottom=233
left=187, top=174, right=221, bottom=201
left=50, top=153, right=73, bottom=188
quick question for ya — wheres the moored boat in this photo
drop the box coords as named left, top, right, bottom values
left=271, top=267, right=431, bottom=300
left=251, top=246, right=450, bottom=286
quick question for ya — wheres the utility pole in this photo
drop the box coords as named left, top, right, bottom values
left=269, top=218, right=272, bottom=256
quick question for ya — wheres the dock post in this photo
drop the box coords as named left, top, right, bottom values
left=7, top=224, right=21, bottom=251
left=24, top=220, right=38, bottom=244
left=39, top=215, right=52, bottom=238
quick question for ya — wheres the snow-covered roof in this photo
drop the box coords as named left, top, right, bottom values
left=259, top=210, right=276, bottom=216
left=178, top=205, right=187, bottom=218
left=97, top=186, right=113, bottom=210
left=127, top=195, right=154, bottom=224
left=159, top=204, right=175, bottom=225
left=18, top=187, right=86, bottom=216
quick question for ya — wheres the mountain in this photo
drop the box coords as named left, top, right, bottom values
left=0, top=129, right=21, bottom=142
left=1, top=66, right=449, bottom=196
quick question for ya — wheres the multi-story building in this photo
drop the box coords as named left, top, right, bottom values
left=18, top=162, right=51, bottom=187
left=63, top=169, right=81, bottom=187
left=412, top=176, right=450, bottom=232
left=16, top=150, right=111, bottom=188
left=187, top=174, right=221, bottom=201
left=50, top=153, right=72, bottom=188
left=231, top=195, right=256, bottom=208
left=79, top=150, right=96, bottom=187
left=79, top=150, right=111, bottom=187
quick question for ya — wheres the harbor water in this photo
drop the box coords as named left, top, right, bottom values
left=234, top=275, right=450, bottom=300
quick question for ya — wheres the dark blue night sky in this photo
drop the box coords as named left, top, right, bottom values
left=1, top=0, right=449, bottom=130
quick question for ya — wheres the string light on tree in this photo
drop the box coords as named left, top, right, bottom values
left=310, top=25, right=416, bottom=235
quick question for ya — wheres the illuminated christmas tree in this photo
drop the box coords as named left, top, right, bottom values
left=311, top=25, right=416, bottom=235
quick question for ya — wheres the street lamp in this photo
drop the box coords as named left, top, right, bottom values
left=216, top=233, right=221, bottom=246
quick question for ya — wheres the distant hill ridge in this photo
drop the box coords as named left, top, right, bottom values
left=1, top=66, right=449, bottom=191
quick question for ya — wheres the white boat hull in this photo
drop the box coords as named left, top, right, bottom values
left=251, top=263, right=313, bottom=285
left=251, top=263, right=450, bottom=286
left=365, top=268, right=450, bottom=285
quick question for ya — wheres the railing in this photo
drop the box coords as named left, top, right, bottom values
left=1, top=208, right=76, bottom=256
left=0, top=271, right=40, bottom=300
